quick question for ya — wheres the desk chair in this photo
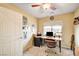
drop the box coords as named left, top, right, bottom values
left=45, top=39, right=57, bottom=55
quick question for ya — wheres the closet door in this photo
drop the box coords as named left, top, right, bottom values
left=74, top=24, right=79, bottom=56
left=0, top=7, right=22, bottom=56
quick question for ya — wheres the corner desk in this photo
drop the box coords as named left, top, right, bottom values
left=34, top=36, right=62, bottom=53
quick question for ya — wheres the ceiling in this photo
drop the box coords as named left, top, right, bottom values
left=15, top=3, right=79, bottom=18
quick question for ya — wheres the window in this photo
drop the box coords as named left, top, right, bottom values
left=43, top=25, right=62, bottom=36
left=43, top=26, right=52, bottom=35
left=52, top=25, right=62, bottom=35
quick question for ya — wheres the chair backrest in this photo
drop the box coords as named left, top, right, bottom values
left=45, top=39, right=57, bottom=48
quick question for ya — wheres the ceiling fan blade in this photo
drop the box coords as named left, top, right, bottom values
left=49, top=4, right=57, bottom=10
left=50, top=7, right=56, bottom=10
left=32, top=5, right=40, bottom=7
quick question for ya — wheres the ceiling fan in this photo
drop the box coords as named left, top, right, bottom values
left=31, top=3, right=56, bottom=10
left=31, top=3, right=56, bottom=20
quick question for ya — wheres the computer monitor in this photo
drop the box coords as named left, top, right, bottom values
left=46, top=32, right=53, bottom=36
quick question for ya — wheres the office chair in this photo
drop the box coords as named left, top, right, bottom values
left=45, top=39, right=57, bottom=56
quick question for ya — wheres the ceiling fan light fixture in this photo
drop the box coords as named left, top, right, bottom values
left=31, top=3, right=57, bottom=14
left=42, top=3, right=51, bottom=10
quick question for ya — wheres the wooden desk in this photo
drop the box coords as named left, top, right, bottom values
left=35, top=36, right=62, bottom=53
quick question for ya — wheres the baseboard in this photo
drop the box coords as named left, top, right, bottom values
left=23, top=46, right=33, bottom=53
left=56, top=45, right=71, bottom=50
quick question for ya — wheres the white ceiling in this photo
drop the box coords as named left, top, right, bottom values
left=15, top=3, right=79, bottom=18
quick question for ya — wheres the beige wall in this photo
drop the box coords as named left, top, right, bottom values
left=74, top=8, right=79, bottom=18
left=38, top=13, right=74, bottom=48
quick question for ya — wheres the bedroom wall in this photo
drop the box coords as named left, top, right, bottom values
left=38, top=12, right=74, bottom=48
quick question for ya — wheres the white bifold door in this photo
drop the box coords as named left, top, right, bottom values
left=0, top=7, right=23, bottom=56
left=74, top=24, right=79, bottom=55
left=75, top=24, right=79, bottom=48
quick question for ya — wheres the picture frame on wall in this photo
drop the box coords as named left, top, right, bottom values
left=22, top=16, right=28, bottom=39
left=22, top=16, right=28, bottom=30
left=74, top=17, right=79, bottom=25
left=23, top=16, right=27, bottom=25
left=31, top=24, right=35, bottom=33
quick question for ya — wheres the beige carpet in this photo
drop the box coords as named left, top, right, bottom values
left=24, top=46, right=73, bottom=56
